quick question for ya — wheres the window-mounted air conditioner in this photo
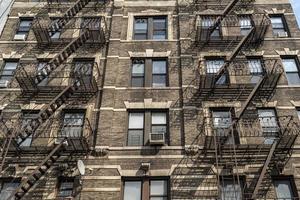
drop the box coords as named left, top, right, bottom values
left=149, top=132, right=165, bottom=145
left=0, top=80, right=9, bottom=88
left=13, top=34, right=26, bottom=41
left=277, top=31, right=288, bottom=38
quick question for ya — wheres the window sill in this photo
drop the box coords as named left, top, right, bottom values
left=277, top=85, right=300, bottom=88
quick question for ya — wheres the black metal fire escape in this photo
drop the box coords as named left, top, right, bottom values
left=0, top=1, right=107, bottom=199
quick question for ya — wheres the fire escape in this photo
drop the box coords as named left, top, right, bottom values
left=0, top=0, right=107, bottom=199
left=189, top=0, right=300, bottom=198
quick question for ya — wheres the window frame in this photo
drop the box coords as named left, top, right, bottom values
left=19, top=110, right=40, bottom=147
left=273, top=176, right=299, bottom=199
left=15, top=17, right=33, bottom=40
left=247, top=56, right=265, bottom=83
left=0, top=178, right=21, bottom=200
left=257, top=108, right=280, bottom=144
left=0, top=59, right=19, bottom=85
left=127, top=110, right=169, bottom=146
left=56, top=177, right=75, bottom=199
left=239, top=15, right=254, bottom=36
left=133, top=16, right=168, bottom=40
left=219, top=176, right=245, bottom=200
left=210, top=108, right=239, bottom=144
left=281, top=56, right=300, bottom=85
left=130, top=58, right=168, bottom=87
left=205, top=57, right=228, bottom=85
left=122, top=177, right=170, bottom=200
left=60, top=110, right=86, bottom=139
left=270, top=14, right=290, bottom=37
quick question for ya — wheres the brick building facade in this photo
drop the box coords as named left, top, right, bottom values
left=0, top=0, right=300, bottom=199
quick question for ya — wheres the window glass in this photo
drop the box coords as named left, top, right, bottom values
left=18, top=19, right=33, bottom=32
left=282, top=58, right=300, bottom=85
left=152, top=60, right=167, bottom=87
left=240, top=16, right=252, bottom=35
left=124, top=181, right=142, bottom=200
left=201, top=17, right=220, bottom=37
left=153, top=18, right=167, bottom=40
left=74, top=60, right=93, bottom=76
left=212, top=111, right=232, bottom=129
left=19, top=111, right=39, bottom=147
left=221, top=179, right=242, bottom=200
left=134, top=18, right=148, bottom=40
left=61, top=112, right=85, bottom=138
left=0, top=61, right=18, bottom=82
left=283, top=59, right=298, bottom=72
left=271, top=17, right=284, bottom=28
left=132, top=60, right=145, bottom=87
left=58, top=179, right=74, bottom=197
left=274, top=180, right=294, bottom=199
left=206, top=59, right=226, bottom=84
left=128, top=113, right=144, bottom=146
left=50, top=18, right=62, bottom=39
left=0, top=181, right=19, bottom=200
left=151, top=112, right=167, bottom=135
left=258, top=109, right=278, bottom=144
left=129, top=113, right=144, bottom=129
left=248, top=59, right=263, bottom=83
left=150, top=180, right=168, bottom=200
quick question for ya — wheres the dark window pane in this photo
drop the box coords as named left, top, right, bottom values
left=128, top=130, right=143, bottom=146
left=58, top=180, right=74, bottom=197
left=286, top=73, right=300, bottom=85
left=134, top=18, right=148, bottom=40
left=132, top=77, right=144, bottom=87
left=152, top=75, right=166, bottom=87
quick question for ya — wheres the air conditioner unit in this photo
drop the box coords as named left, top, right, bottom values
left=277, top=32, right=288, bottom=38
left=0, top=80, right=9, bottom=88
left=13, top=34, right=26, bottom=41
left=149, top=132, right=165, bottom=145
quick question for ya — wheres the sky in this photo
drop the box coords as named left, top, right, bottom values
left=290, top=0, right=300, bottom=27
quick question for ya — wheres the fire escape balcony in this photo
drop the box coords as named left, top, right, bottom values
left=203, top=115, right=300, bottom=165
left=195, top=14, right=270, bottom=50
left=15, top=61, right=100, bottom=94
left=197, top=58, right=282, bottom=101
left=193, top=0, right=254, bottom=12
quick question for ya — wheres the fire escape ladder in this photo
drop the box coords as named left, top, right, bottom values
left=8, top=139, right=67, bottom=200
left=251, top=140, right=278, bottom=199
left=15, top=86, right=76, bottom=146
left=236, top=74, right=267, bottom=119
left=34, top=30, right=90, bottom=86
left=213, top=27, right=255, bottom=86
left=48, top=0, right=91, bottom=37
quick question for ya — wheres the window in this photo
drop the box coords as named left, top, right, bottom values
left=151, top=112, right=167, bottom=138
left=282, top=58, right=300, bottom=85
left=131, top=58, right=168, bottom=87
left=134, top=17, right=167, bottom=40
left=37, top=60, right=49, bottom=86
left=131, top=59, right=145, bottom=87
left=0, top=180, right=20, bottom=200
left=123, top=181, right=142, bottom=200
left=270, top=15, right=288, bottom=37
left=57, top=178, right=74, bottom=198
left=50, top=18, right=62, bottom=39
left=220, top=177, right=244, bottom=200
left=60, top=111, right=85, bottom=139
left=240, top=15, right=252, bottom=35
left=123, top=178, right=169, bottom=200
left=19, top=110, right=39, bottom=147
left=248, top=58, right=263, bottom=83
left=127, top=111, right=168, bottom=146
left=274, top=177, right=298, bottom=199
left=0, top=61, right=18, bottom=87
left=212, top=109, right=236, bottom=144
left=14, top=18, right=33, bottom=40
left=128, top=112, right=144, bottom=146
left=201, top=16, right=220, bottom=37
left=257, top=109, right=279, bottom=144
left=73, top=59, right=94, bottom=86
left=206, top=59, right=227, bottom=85
left=152, top=60, right=167, bottom=87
